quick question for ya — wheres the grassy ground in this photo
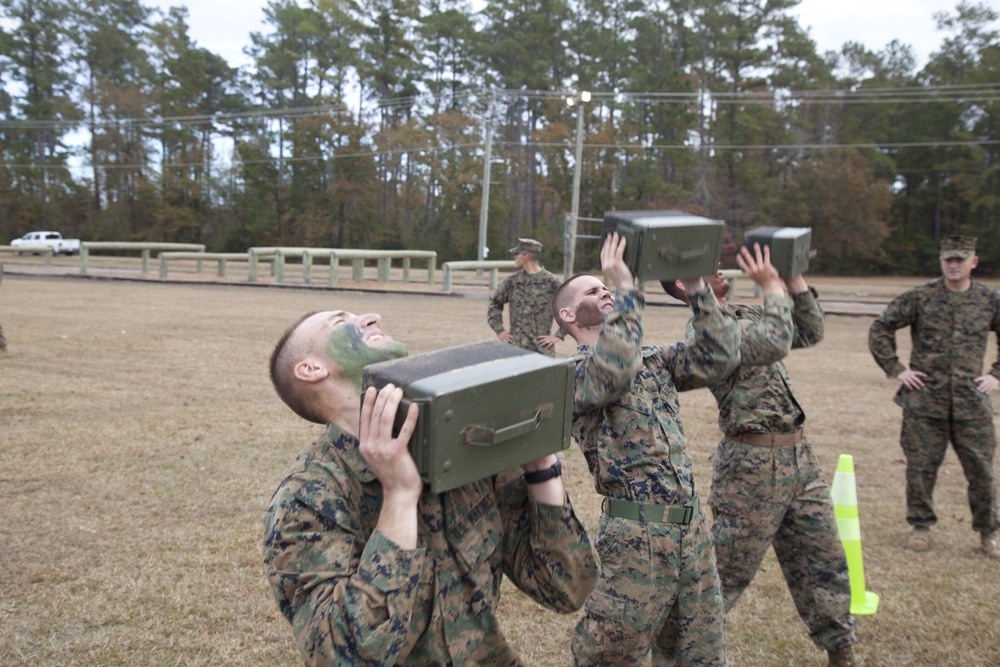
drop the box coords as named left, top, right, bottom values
left=1, top=272, right=998, bottom=666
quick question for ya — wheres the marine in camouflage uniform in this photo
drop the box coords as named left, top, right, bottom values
left=667, top=257, right=857, bottom=665
left=487, top=238, right=564, bottom=356
left=869, top=234, right=1000, bottom=559
left=264, top=309, right=599, bottom=666
left=553, top=233, right=738, bottom=667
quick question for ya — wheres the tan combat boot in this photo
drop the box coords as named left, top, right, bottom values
left=982, top=532, right=1000, bottom=560
left=907, top=526, right=930, bottom=552
left=828, top=645, right=856, bottom=667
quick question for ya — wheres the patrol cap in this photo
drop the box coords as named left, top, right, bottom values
left=510, top=238, right=543, bottom=255
left=940, top=234, right=977, bottom=259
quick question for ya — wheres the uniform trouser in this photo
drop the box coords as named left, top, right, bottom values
left=511, top=337, right=555, bottom=356
left=900, top=411, right=999, bottom=534
left=571, top=508, right=725, bottom=666
left=0, top=323, right=6, bottom=348
left=708, top=436, right=856, bottom=652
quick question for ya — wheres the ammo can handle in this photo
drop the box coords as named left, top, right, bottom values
left=657, top=246, right=707, bottom=262
left=463, top=405, right=554, bottom=446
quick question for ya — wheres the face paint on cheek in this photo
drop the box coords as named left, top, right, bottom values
left=574, top=301, right=606, bottom=328
left=325, top=324, right=407, bottom=389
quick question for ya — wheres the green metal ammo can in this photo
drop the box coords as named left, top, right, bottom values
left=602, top=210, right=725, bottom=282
left=362, top=340, right=575, bottom=493
left=743, top=226, right=815, bottom=277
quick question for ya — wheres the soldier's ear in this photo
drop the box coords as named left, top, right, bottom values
left=294, top=356, right=332, bottom=384
left=558, top=306, right=576, bottom=325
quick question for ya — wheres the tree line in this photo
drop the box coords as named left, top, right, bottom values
left=1, top=0, right=998, bottom=275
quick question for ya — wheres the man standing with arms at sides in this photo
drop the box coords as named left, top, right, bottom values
left=551, top=232, right=740, bottom=667
left=869, top=234, right=1000, bottom=560
left=488, top=238, right=564, bottom=356
left=263, top=308, right=599, bottom=666
left=662, top=246, right=858, bottom=667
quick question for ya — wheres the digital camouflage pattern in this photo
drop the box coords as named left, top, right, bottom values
left=487, top=268, right=563, bottom=356
left=868, top=278, right=1000, bottom=421
left=263, top=424, right=599, bottom=667
left=685, top=293, right=798, bottom=434
left=699, top=290, right=855, bottom=651
left=869, top=278, right=1000, bottom=534
left=574, top=511, right=724, bottom=665
left=901, top=412, right=998, bottom=533
left=710, top=434, right=855, bottom=650
left=570, top=286, right=738, bottom=666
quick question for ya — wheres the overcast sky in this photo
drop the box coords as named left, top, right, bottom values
left=150, top=0, right=971, bottom=74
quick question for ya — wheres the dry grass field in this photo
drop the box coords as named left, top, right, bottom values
left=1, top=271, right=999, bottom=666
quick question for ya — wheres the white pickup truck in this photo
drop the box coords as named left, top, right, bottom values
left=10, top=231, right=81, bottom=255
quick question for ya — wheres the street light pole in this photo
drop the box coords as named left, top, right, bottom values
left=564, top=90, right=590, bottom=279
left=477, top=90, right=496, bottom=277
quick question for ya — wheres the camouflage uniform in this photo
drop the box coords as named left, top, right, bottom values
left=487, top=268, right=564, bottom=356
left=869, top=277, right=1000, bottom=535
left=264, top=424, right=599, bottom=666
left=570, top=286, right=738, bottom=667
left=701, top=290, right=856, bottom=652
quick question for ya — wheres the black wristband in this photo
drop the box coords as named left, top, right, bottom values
left=524, top=459, right=562, bottom=484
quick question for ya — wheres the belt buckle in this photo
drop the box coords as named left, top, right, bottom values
left=680, top=504, right=694, bottom=525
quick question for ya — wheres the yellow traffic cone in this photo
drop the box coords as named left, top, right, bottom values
left=831, top=454, right=880, bottom=615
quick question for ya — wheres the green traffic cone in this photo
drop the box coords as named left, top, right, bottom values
left=831, top=454, right=880, bottom=615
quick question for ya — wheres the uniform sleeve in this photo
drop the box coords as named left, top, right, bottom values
left=669, top=285, right=742, bottom=391
left=737, top=296, right=793, bottom=367
left=487, top=277, right=512, bottom=334
left=989, top=287, right=1000, bottom=380
left=573, top=288, right=644, bottom=410
left=263, top=473, right=431, bottom=666
left=494, top=471, right=599, bottom=613
left=790, top=287, right=825, bottom=348
left=868, top=291, right=916, bottom=379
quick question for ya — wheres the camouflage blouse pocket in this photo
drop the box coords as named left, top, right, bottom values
left=959, top=311, right=991, bottom=338
left=608, top=387, right=652, bottom=416
left=451, top=493, right=504, bottom=576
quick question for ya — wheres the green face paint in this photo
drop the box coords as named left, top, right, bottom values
left=325, top=323, right=407, bottom=389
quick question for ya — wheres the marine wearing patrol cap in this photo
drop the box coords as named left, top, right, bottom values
left=510, top=238, right=543, bottom=256
left=940, top=234, right=977, bottom=259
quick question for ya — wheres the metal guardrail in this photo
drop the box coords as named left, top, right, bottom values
left=158, top=252, right=258, bottom=280
left=248, top=247, right=437, bottom=286
left=0, top=245, right=54, bottom=265
left=441, top=260, right=517, bottom=293
left=81, top=242, right=206, bottom=274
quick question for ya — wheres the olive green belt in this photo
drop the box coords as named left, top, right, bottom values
left=733, top=428, right=804, bottom=447
left=603, top=496, right=700, bottom=525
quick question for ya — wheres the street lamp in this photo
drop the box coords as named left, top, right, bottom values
left=478, top=90, right=497, bottom=275
left=564, top=90, right=590, bottom=279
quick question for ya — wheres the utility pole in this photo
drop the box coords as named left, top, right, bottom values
left=563, top=90, right=590, bottom=279
left=477, top=90, right=496, bottom=277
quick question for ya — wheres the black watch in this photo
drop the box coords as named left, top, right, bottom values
left=524, top=459, right=562, bottom=484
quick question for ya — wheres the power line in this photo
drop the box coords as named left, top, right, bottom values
left=3, top=84, right=1000, bottom=131
left=5, top=137, right=997, bottom=172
